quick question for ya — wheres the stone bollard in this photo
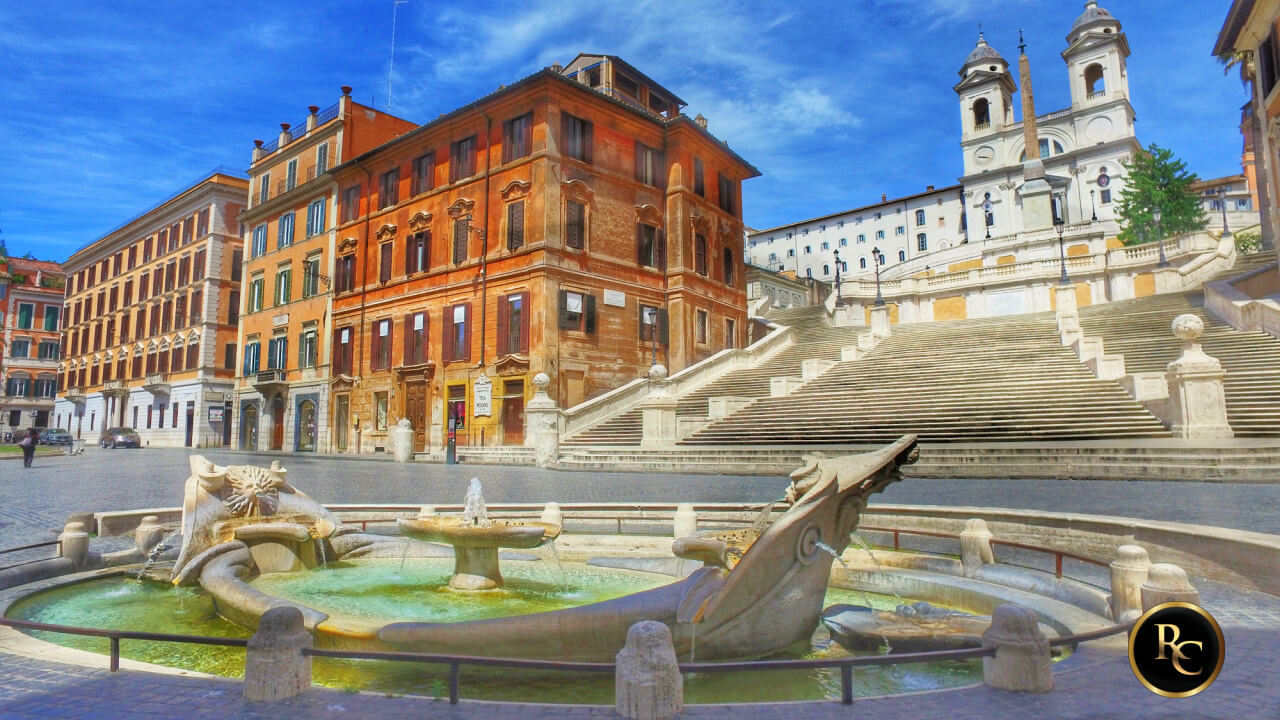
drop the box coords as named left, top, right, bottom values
left=981, top=603, right=1053, bottom=693
left=1165, top=315, right=1233, bottom=439
left=673, top=503, right=697, bottom=538
left=58, top=522, right=91, bottom=570
left=1141, top=563, right=1199, bottom=612
left=541, top=502, right=563, bottom=529
left=524, top=372, right=563, bottom=467
left=1109, top=545, right=1151, bottom=622
left=134, top=516, right=165, bottom=555
left=615, top=621, right=683, bottom=720
left=959, top=519, right=995, bottom=577
left=391, top=418, right=415, bottom=463
left=243, top=606, right=314, bottom=702
left=870, top=304, right=891, bottom=338
left=640, top=365, right=679, bottom=447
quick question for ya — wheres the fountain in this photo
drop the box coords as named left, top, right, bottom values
left=396, top=478, right=561, bottom=590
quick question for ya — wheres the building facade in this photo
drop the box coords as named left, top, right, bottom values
left=1190, top=174, right=1261, bottom=233
left=1, top=255, right=65, bottom=437
left=320, top=54, right=757, bottom=454
left=745, top=264, right=829, bottom=309
left=232, top=89, right=416, bottom=453
left=53, top=171, right=249, bottom=447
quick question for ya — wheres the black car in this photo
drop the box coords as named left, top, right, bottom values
left=40, top=429, right=73, bottom=446
left=101, top=427, right=142, bottom=448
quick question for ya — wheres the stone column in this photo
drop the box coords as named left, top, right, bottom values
left=243, top=606, right=313, bottom=702
left=134, top=516, right=165, bottom=555
left=1141, top=563, right=1200, bottom=612
left=1109, top=545, right=1151, bottom=623
left=1165, top=315, right=1233, bottom=439
left=391, top=418, right=414, bottom=463
left=57, top=522, right=90, bottom=570
left=615, top=621, right=683, bottom=720
left=982, top=604, right=1053, bottom=692
left=640, top=365, right=678, bottom=447
left=869, top=305, right=891, bottom=338
left=960, top=519, right=995, bottom=577
left=524, top=373, right=563, bottom=467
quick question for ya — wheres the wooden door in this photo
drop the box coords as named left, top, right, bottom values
left=405, top=382, right=428, bottom=452
left=501, top=380, right=525, bottom=446
left=271, top=397, right=285, bottom=450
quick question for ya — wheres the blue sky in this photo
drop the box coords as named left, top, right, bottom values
left=0, top=1, right=1244, bottom=261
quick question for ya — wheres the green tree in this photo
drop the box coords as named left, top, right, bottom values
left=1115, top=143, right=1207, bottom=245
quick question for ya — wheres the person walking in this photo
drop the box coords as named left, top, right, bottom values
left=19, top=428, right=37, bottom=468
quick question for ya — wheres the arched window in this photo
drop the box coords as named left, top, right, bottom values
left=897, top=250, right=906, bottom=262
left=860, top=258, right=867, bottom=269
left=972, top=98, right=990, bottom=128
left=805, top=268, right=812, bottom=278
left=917, top=233, right=928, bottom=252
left=823, top=264, right=830, bottom=275
left=915, top=209, right=926, bottom=226
left=1084, top=64, right=1105, bottom=97
left=841, top=261, right=848, bottom=272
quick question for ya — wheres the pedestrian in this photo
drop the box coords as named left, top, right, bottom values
left=19, top=428, right=38, bottom=468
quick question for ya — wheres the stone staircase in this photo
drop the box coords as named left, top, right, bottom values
left=682, top=311, right=1171, bottom=444
left=1078, top=252, right=1280, bottom=437
left=561, top=307, right=864, bottom=447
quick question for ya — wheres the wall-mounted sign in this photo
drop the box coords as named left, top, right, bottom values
left=603, top=289, right=626, bottom=307
left=473, top=375, right=492, bottom=417
left=273, top=314, right=290, bottom=327
left=208, top=407, right=225, bottom=423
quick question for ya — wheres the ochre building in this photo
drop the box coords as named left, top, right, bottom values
left=1, top=255, right=65, bottom=436
left=323, top=54, right=758, bottom=454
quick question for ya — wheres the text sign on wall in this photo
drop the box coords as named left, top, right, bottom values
left=603, top=289, right=626, bottom=307
left=473, top=375, right=492, bottom=417
left=208, top=407, right=225, bottom=423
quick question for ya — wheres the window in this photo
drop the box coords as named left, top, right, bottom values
left=565, top=201, right=586, bottom=250
left=223, top=343, right=236, bottom=370
left=193, top=249, right=206, bottom=280
left=404, top=311, right=427, bottom=365
left=10, top=339, right=30, bottom=358
left=718, top=173, right=734, bottom=214
left=636, top=224, right=664, bottom=269
left=5, top=376, right=28, bottom=397
left=821, top=241, right=829, bottom=251
left=406, top=232, right=429, bottom=274
left=858, top=234, right=866, bottom=244
left=635, top=142, right=661, bottom=186
left=787, top=249, right=795, bottom=257
left=341, top=185, right=361, bottom=223
left=412, top=153, right=434, bottom=195
left=335, top=255, right=356, bottom=293
left=895, top=226, right=905, bottom=236
left=259, top=173, right=270, bottom=204
left=444, top=304, right=471, bottom=362
left=185, top=341, right=198, bottom=370
left=725, top=319, right=736, bottom=349
left=316, top=143, right=329, bottom=174
left=286, top=158, right=298, bottom=191
left=558, top=291, right=595, bottom=333
left=38, top=341, right=59, bottom=359
left=305, top=198, right=326, bottom=237
left=379, top=168, right=399, bottom=209
left=16, top=303, right=32, bottom=329
left=638, top=304, right=667, bottom=345
left=498, top=292, right=529, bottom=355
left=1100, top=188, right=1112, bottom=204
left=695, top=309, right=708, bottom=344
left=278, top=212, right=295, bottom=249
left=379, top=242, right=393, bottom=283
left=231, top=249, right=243, bottom=282
left=1085, top=63, right=1106, bottom=96
left=693, top=157, right=705, bottom=196
left=333, top=327, right=354, bottom=375
left=251, top=224, right=268, bottom=258
left=265, top=334, right=287, bottom=370
left=35, top=377, right=56, bottom=398
left=450, top=135, right=477, bottom=181
left=275, top=265, right=291, bottom=305
left=839, top=238, right=847, bottom=247
left=561, top=113, right=592, bottom=163
left=371, top=318, right=392, bottom=371
left=227, top=291, right=239, bottom=325
left=503, top=112, right=533, bottom=162
left=165, top=261, right=176, bottom=291
left=43, top=306, right=60, bottom=331
left=917, top=233, right=927, bottom=252
left=898, top=250, right=906, bottom=262
left=823, top=264, right=830, bottom=275
left=507, top=201, right=525, bottom=251
left=804, top=246, right=811, bottom=254
left=723, top=248, right=735, bottom=286
left=694, top=234, right=708, bottom=276
left=875, top=229, right=885, bottom=240
left=249, top=274, right=264, bottom=312
left=915, top=209, right=926, bottom=225
left=243, top=341, right=261, bottom=375
left=375, top=392, right=388, bottom=431
left=452, top=218, right=470, bottom=264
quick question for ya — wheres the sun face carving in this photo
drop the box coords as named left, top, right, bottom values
left=223, top=465, right=284, bottom=517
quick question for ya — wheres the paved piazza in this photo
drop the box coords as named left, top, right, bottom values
left=1, top=448, right=1278, bottom=719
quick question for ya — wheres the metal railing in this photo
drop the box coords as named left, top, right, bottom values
left=0, top=617, right=247, bottom=672
left=0, top=540, right=61, bottom=573
left=859, top=525, right=1109, bottom=580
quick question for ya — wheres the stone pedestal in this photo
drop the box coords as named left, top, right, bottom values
left=1165, top=315, right=1234, bottom=439
left=959, top=519, right=995, bottom=577
left=616, top=621, right=683, bottom=720
left=243, top=606, right=313, bottom=702
left=1020, top=173, right=1055, bottom=232
left=708, top=397, right=753, bottom=419
left=391, top=418, right=414, bottom=463
left=769, top=376, right=803, bottom=397
left=1054, top=283, right=1079, bottom=319
left=524, top=373, right=563, bottom=467
left=870, top=305, right=891, bottom=338
left=1141, top=563, right=1200, bottom=612
left=831, top=303, right=859, bottom=327
left=982, top=603, right=1053, bottom=693
left=1109, top=545, right=1151, bottom=622
left=451, top=547, right=504, bottom=590
left=673, top=503, right=698, bottom=538
left=58, top=522, right=90, bottom=570
left=134, top=515, right=165, bottom=554
left=1154, top=266, right=1181, bottom=294
left=639, top=365, right=678, bottom=447
left=841, top=345, right=862, bottom=362
left=800, top=358, right=836, bottom=380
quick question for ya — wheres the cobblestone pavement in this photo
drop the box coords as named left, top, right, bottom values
left=4, top=447, right=1280, bottom=550
left=0, top=579, right=1275, bottom=719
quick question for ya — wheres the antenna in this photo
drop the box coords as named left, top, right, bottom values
left=388, top=0, right=409, bottom=110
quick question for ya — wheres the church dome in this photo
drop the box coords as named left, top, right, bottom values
left=1070, top=1, right=1119, bottom=35
left=963, top=34, right=1006, bottom=68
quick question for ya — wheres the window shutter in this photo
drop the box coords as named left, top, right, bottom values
left=634, top=142, right=644, bottom=182
left=636, top=224, right=645, bottom=266
left=508, top=202, right=524, bottom=251
left=461, top=303, right=472, bottom=362
left=403, top=315, right=413, bottom=364
left=656, top=150, right=666, bottom=190
left=521, top=116, right=532, bottom=158
left=519, top=291, right=530, bottom=353
left=558, top=290, right=570, bottom=330
left=656, top=228, right=667, bottom=270
left=442, top=308, right=454, bottom=362
left=638, top=307, right=647, bottom=341
left=658, top=309, right=669, bottom=346
left=497, top=295, right=510, bottom=355
left=560, top=113, right=571, bottom=158
left=583, top=121, right=593, bottom=164
left=404, top=234, right=414, bottom=275
left=584, top=294, right=596, bottom=334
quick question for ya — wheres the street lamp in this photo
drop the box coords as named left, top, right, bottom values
left=645, top=307, right=658, bottom=367
left=1089, top=189, right=1097, bottom=221
left=1153, top=207, right=1168, bottom=267
left=872, top=246, right=885, bottom=306
left=832, top=249, right=843, bottom=307
left=1054, top=215, right=1069, bottom=285
left=1216, top=187, right=1232, bottom=238
left=983, top=199, right=993, bottom=239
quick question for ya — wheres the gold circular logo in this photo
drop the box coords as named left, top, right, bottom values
left=1128, top=601, right=1225, bottom=698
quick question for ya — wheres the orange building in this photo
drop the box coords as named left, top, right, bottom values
left=326, top=54, right=758, bottom=454
left=1, top=254, right=65, bottom=436
left=53, top=170, right=249, bottom=447
left=232, top=88, right=415, bottom=452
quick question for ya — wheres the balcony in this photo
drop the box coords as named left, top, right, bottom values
left=102, top=379, right=129, bottom=398
left=253, top=368, right=290, bottom=394
left=64, top=387, right=87, bottom=404
left=143, top=373, right=170, bottom=396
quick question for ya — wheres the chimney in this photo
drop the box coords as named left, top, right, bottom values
left=550, top=62, right=564, bottom=73
left=307, top=105, right=320, bottom=131
left=881, top=193, right=887, bottom=203
left=278, top=123, right=291, bottom=147
left=252, top=139, right=265, bottom=163
left=694, top=113, right=708, bottom=129
left=926, top=185, right=935, bottom=191
left=339, top=85, right=353, bottom=116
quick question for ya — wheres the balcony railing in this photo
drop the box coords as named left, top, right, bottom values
left=254, top=101, right=340, bottom=160
left=143, top=373, right=170, bottom=395
left=64, top=388, right=86, bottom=403
left=252, top=368, right=290, bottom=392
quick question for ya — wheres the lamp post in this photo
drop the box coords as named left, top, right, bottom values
left=872, top=246, right=885, bottom=306
left=1154, top=207, right=1168, bottom=267
left=1089, top=189, right=1097, bottom=221
left=832, top=249, right=843, bottom=307
left=1054, top=215, right=1069, bottom=285
left=645, top=307, right=658, bottom=367
left=983, top=200, right=992, bottom=239
left=1217, top=186, right=1232, bottom=238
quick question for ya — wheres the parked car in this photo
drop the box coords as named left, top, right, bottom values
left=101, top=427, right=142, bottom=449
left=40, top=429, right=73, bottom=446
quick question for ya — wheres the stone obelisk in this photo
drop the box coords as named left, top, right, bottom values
left=1017, top=31, right=1055, bottom=231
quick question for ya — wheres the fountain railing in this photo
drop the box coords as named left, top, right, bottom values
left=0, top=539, right=62, bottom=573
